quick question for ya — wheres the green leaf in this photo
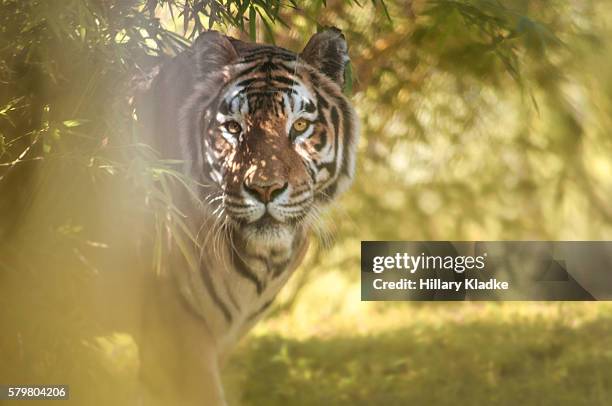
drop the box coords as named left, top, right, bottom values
left=249, top=6, right=257, bottom=42
left=344, top=61, right=354, bottom=96
left=62, top=120, right=87, bottom=128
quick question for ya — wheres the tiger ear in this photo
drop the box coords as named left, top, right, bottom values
left=193, top=31, right=238, bottom=76
left=300, top=28, right=349, bottom=87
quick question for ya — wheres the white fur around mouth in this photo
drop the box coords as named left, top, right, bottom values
left=251, top=213, right=282, bottom=227
left=241, top=218, right=293, bottom=247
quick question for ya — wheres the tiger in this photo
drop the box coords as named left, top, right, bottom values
left=137, top=28, right=358, bottom=405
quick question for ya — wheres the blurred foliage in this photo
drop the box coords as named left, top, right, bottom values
left=1, top=0, right=612, bottom=405
left=289, top=0, right=612, bottom=244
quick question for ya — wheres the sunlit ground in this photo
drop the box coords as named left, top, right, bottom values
left=3, top=265, right=610, bottom=405
left=223, top=270, right=612, bottom=406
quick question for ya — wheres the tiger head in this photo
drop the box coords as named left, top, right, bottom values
left=176, top=29, right=358, bottom=245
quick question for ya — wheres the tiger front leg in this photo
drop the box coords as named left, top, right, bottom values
left=138, top=276, right=228, bottom=406
left=138, top=348, right=227, bottom=406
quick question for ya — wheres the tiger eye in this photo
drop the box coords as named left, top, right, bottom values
left=224, top=121, right=242, bottom=135
left=292, top=118, right=310, bottom=133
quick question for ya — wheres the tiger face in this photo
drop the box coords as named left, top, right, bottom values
left=179, top=29, right=358, bottom=244
left=209, top=80, right=319, bottom=239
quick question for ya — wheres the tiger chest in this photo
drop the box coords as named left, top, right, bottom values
left=209, top=241, right=297, bottom=348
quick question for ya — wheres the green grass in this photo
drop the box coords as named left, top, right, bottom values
left=224, top=272, right=612, bottom=405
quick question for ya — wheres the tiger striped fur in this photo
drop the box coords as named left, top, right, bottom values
left=139, top=28, right=358, bottom=405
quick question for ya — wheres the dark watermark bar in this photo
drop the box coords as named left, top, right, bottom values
left=361, top=241, right=612, bottom=301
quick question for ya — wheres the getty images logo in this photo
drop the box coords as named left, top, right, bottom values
left=372, top=252, right=488, bottom=274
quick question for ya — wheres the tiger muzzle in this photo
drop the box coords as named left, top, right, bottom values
left=243, top=179, right=288, bottom=203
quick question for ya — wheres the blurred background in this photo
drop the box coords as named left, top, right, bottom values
left=1, top=0, right=612, bottom=404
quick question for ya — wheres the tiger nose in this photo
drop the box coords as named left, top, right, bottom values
left=244, top=180, right=288, bottom=203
